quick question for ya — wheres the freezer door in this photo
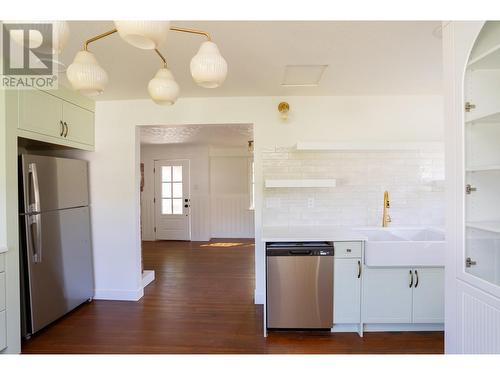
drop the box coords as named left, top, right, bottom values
left=267, top=255, right=334, bottom=329
left=23, top=206, right=94, bottom=334
left=21, top=154, right=89, bottom=212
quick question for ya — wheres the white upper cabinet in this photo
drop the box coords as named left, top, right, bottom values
left=464, top=21, right=500, bottom=293
left=62, top=101, right=94, bottom=146
left=19, top=89, right=63, bottom=138
left=16, top=87, right=95, bottom=150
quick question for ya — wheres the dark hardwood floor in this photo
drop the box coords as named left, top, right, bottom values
left=22, top=239, right=444, bottom=354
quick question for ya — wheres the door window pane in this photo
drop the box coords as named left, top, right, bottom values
left=172, top=166, right=182, bottom=182
left=172, top=199, right=183, bottom=214
left=162, top=199, right=172, bottom=214
left=172, top=182, right=183, bottom=198
left=162, top=166, right=172, bottom=182
left=162, top=183, right=172, bottom=198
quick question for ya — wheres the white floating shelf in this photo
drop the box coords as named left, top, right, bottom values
left=265, top=179, right=337, bottom=188
left=465, top=111, right=500, bottom=124
left=295, top=141, right=443, bottom=151
left=466, top=221, right=500, bottom=234
left=467, top=43, right=500, bottom=70
left=466, top=165, right=500, bottom=172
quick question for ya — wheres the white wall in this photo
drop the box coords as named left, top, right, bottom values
left=91, top=95, right=444, bottom=304
left=140, top=144, right=254, bottom=241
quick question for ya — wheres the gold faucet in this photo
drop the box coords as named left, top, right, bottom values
left=382, top=190, right=391, bottom=227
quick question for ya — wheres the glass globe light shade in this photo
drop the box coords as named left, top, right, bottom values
left=148, top=68, right=180, bottom=105
left=66, top=50, right=108, bottom=96
left=114, top=21, right=170, bottom=50
left=190, top=41, right=227, bottom=88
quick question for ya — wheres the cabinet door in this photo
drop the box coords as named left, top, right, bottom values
left=19, top=90, right=63, bottom=138
left=412, top=268, right=444, bottom=323
left=333, top=258, right=361, bottom=323
left=362, top=267, right=413, bottom=323
left=62, top=101, right=94, bottom=146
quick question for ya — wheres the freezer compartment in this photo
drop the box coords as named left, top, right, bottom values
left=21, top=206, right=94, bottom=335
left=266, top=243, right=334, bottom=329
left=20, top=154, right=89, bottom=213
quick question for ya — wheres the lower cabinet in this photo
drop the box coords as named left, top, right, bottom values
left=362, top=267, right=444, bottom=324
left=363, top=267, right=413, bottom=323
left=333, top=258, right=361, bottom=323
left=412, top=268, right=445, bottom=323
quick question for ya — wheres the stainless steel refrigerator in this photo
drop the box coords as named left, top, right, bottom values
left=19, top=154, right=94, bottom=338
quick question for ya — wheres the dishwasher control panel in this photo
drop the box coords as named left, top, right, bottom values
left=266, top=242, right=334, bottom=256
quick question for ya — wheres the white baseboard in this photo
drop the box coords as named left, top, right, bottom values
left=142, top=270, right=155, bottom=288
left=331, top=323, right=443, bottom=334
left=363, top=323, right=444, bottom=332
left=94, top=287, right=144, bottom=301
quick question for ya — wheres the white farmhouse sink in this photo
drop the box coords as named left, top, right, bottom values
left=353, top=227, right=445, bottom=267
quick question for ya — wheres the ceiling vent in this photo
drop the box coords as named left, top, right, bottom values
left=281, top=65, right=328, bottom=87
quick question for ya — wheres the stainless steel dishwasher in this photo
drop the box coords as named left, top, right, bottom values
left=266, top=241, right=334, bottom=329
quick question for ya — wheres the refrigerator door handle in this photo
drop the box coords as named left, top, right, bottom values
left=28, top=163, right=41, bottom=214
left=28, top=214, right=42, bottom=263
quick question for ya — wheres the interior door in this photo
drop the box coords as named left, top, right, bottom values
left=154, top=160, right=191, bottom=241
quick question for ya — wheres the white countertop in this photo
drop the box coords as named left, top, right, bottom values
left=262, top=226, right=367, bottom=242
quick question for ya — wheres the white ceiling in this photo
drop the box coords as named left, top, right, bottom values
left=140, top=124, right=253, bottom=145
left=60, top=21, right=443, bottom=100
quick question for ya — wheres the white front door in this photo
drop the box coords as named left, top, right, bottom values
left=154, top=160, right=191, bottom=241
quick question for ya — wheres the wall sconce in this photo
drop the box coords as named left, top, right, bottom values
left=248, top=140, right=254, bottom=153
left=278, top=101, right=290, bottom=120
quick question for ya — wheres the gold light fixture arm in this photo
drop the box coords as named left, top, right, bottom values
left=154, top=49, right=168, bottom=68
left=169, top=26, right=212, bottom=41
left=83, top=28, right=118, bottom=51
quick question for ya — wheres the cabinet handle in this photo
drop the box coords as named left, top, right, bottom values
left=409, top=270, right=413, bottom=288
left=63, top=121, right=68, bottom=137
left=357, top=260, right=361, bottom=278
left=414, top=270, right=419, bottom=288
left=59, top=120, right=64, bottom=136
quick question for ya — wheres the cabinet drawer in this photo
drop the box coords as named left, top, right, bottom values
left=0, top=310, right=6, bottom=351
left=0, top=272, right=5, bottom=311
left=334, top=242, right=362, bottom=258
left=0, top=253, right=4, bottom=272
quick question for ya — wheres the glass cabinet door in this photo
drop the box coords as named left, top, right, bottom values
left=464, top=21, right=500, bottom=288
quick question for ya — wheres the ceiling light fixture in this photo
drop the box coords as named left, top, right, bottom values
left=114, top=21, right=170, bottom=50
left=67, top=22, right=228, bottom=102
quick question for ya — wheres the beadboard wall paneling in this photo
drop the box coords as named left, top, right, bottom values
left=210, top=194, right=254, bottom=238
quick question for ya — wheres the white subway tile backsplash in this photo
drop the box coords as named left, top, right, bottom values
left=262, top=145, right=445, bottom=228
